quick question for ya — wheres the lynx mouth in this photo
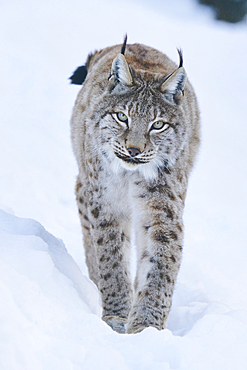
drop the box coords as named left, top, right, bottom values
left=114, top=152, right=150, bottom=165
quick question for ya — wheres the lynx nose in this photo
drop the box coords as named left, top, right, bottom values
left=127, top=147, right=141, bottom=157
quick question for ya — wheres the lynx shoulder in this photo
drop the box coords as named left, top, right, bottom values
left=70, top=37, right=200, bottom=334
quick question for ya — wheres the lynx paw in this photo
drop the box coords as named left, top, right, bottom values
left=126, top=315, right=151, bottom=334
left=103, top=316, right=127, bottom=334
left=126, top=321, right=148, bottom=334
left=126, top=307, right=164, bottom=334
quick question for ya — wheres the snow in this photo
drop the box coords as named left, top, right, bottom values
left=0, top=0, right=247, bottom=368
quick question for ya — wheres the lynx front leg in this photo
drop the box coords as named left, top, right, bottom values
left=90, top=210, right=133, bottom=334
left=76, top=178, right=100, bottom=286
left=127, top=228, right=183, bottom=333
left=127, top=184, right=184, bottom=334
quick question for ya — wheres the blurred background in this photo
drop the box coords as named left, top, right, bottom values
left=133, top=0, right=247, bottom=23
left=197, top=0, right=247, bottom=22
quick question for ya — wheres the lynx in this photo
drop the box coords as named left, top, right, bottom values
left=70, top=36, right=200, bottom=334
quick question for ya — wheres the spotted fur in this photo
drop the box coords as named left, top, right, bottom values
left=70, top=39, right=200, bottom=334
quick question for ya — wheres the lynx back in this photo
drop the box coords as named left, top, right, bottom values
left=70, top=37, right=200, bottom=334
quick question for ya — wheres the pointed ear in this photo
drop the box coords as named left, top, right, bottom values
left=161, top=67, right=187, bottom=104
left=109, top=53, right=133, bottom=87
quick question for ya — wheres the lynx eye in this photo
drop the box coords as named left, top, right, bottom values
left=116, top=112, right=128, bottom=123
left=151, top=121, right=169, bottom=131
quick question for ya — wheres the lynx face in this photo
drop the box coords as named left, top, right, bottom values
left=70, top=38, right=200, bottom=334
left=99, top=79, right=187, bottom=180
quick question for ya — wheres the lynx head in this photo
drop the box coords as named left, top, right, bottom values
left=98, top=38, right=188, bottom=180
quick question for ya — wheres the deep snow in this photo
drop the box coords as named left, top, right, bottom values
left=0, top=0, right=247, bottom=369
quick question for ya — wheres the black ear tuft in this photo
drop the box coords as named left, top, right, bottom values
left=121, top=34, right=128, bottom=55
left=69, top=65, right=87, bottom=85
left=177, top=48, right=183, bottom=68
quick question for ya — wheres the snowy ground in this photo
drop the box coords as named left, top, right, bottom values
left=0, top=0, right=247, bottom=369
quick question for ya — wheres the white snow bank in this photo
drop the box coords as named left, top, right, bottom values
left=1, top=209, right=247, bottom=370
